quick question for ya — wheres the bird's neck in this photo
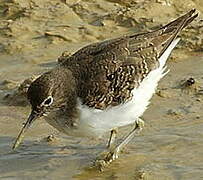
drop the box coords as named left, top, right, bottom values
left=53, top=67, right=79, bottom=121
left=50, top=66, right=77, bottom=104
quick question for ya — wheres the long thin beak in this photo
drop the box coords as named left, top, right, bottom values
left=12, top=111, right=38, bottom=150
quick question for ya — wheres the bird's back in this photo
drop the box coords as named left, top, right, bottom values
left=60, top=9, right=197, bottom=110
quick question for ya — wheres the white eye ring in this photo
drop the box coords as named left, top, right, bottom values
left=41, top=96, right=54, bottom=106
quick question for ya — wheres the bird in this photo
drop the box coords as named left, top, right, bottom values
left=12, top=9, right=198, bottom=168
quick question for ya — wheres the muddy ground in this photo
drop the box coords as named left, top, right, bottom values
left=0, top=0, right=203, bottom=179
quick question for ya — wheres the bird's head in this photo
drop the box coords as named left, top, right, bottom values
left=12, top=67, right=76, bottom=149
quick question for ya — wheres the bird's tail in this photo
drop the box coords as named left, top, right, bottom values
left=158, top=9, right=198, bottom=57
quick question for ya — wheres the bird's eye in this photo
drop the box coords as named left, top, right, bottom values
left=42, top=96, right=53, bottom=106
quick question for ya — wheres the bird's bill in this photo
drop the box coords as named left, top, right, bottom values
left=12, top=111, right=38, bottom=150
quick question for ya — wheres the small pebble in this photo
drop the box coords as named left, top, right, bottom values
left=46, top=135, right=57, bottom=142
left=186, top=77, right=195, bottom=86
left=167, top=109, right=182, bottom=116
left=196, top=115, right=200, bottom=119
left=156, top=89, right=171, bottom=98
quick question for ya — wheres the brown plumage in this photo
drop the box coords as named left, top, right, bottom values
left=60, top=9, right=198, bottom=109
left=12, top=9, right=198, bottom=151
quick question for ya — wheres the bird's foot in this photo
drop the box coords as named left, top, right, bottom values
left=135, top=118, right=145, bottom=130
left=94, top=118, right=144, bottom=171
left=94, top=146, right=120, bottom=171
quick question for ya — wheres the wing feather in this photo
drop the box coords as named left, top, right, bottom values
left=60, top=9, right=197, bottom=109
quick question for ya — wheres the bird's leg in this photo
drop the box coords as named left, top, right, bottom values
left=107, top=128, right=118, bottom=149
left=113, top=118, right=144, bottom=153
left=95, top=118, right=144, bottom=170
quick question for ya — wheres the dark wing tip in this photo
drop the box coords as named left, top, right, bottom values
left=183, top=10, right=198, bottom=29
left=157, top=9, right=198, bottom=58
left=190, top=8, right=196, bottom=13
left=193, top=13, right=199, bottom=19
left=187, top=8, right=198, bottom=20
left=188, top=8, right=197, bottom=16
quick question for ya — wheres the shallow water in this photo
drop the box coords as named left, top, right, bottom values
left=1, top=54, right=203, bottom=180
left=0, top=0, right=203, bottom=179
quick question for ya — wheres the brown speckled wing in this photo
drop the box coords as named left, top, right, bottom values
left=61, top=9, right=197, bottom=110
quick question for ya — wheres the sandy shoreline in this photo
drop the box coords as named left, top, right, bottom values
left=0, top=0, right=203, bottom=179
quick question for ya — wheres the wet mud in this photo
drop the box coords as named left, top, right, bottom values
left=0, top=0, right=203, bottom=179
